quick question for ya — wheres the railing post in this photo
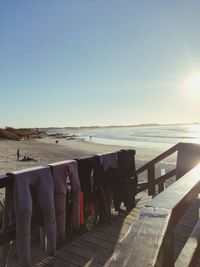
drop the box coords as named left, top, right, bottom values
left=176, top=143, right=200, bottom=180
left=158, top=181, right=165, bottom=193
left=158, top=168, right=165, bottom=193
left=148, top=165, right=156, bottom=195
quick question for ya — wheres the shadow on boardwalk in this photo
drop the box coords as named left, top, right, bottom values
left=35, top=192, right=150, bottom=267
left=7, top=193, right=200, bottom=266
left=6, top=192, right=150, bottom=267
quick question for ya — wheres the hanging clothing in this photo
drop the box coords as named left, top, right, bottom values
left=2, top=166, right=56, bottom=267
left=99, top=152, right=118, bottom=220
left=75, top=157, right=94, bottom=223
left=98, top=152, right=118, bottom=172
left=92, top=152, right=118, bottom=223
left=49, top=160, right=80, bottom=246
left=75, top=157, right=93, bottom=193
left=116, top=149, right=138, bottom=211
left=92, top=155, right=108, bottom=223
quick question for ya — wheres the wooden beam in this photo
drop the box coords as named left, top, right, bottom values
left=158, top=180, right=165, bottom=193
left=105, top=206, right=174, bottom=267
left=155, top=169, right=176, bottom=185
left=175, top=219, right=200, bottom=267
left=176, top=143, right=200, bottom=180
left=147, top=164, right=200, bottom=214
left=137, top=182, right=148, bottom=193
left=106, top=163, right=200, bottom=267
left=148, top=165, right=155, bottom=195
left=137, top=144, right=179, bottom=175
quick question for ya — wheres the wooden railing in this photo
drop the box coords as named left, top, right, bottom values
left=136, top=143, right=178, bottom=195
left=0, top=150, right=138, bottom=248
left=106, top=163, right=200, bottom=267
left=137, top=142, right=200, bottom=196
left=106, top=142, right=200, bottom=267
left=1, top=143, right=200, bottom=267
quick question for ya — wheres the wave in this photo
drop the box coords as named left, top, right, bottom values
left=129, top=134, right=200, bottom=140
left=57, top=123, right=200, bottom=148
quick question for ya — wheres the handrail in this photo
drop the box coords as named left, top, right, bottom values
left=136, top=167, right=176, bottom=194
left=106, top=163, right=200, bottom=267
left=136, top=143, right=179, bottom=195
left=136, top=143, right=179, bottom=174
left=1, top=143, right=200, bottom=266
left=136, top=142, right=200, bottom=195
left=0, top=149, right=138, bottom=247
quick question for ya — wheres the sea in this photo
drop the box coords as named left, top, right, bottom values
left=47, top=123, right=200, bottom=151
left=76, top=124, right=200, bottom=180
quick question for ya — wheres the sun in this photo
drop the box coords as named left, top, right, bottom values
left=184, top=72, right=200, bottom=95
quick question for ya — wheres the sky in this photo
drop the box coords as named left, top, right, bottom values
left=0, top=0, right=200, bottom=128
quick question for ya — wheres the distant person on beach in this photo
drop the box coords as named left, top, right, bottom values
left=17, top=149, right=20, bottom=160
left=21, top=156, right=37, bottom=162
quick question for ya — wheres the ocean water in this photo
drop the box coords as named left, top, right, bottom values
left=75, top=124, right=200, bottom=150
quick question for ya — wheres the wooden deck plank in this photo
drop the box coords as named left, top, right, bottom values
left=174, top=197, right=200, bottom=263
left=34, top=256, right=75, bottom=267
left=86, top=230, right=121, bottom=244
left=79, top=234, right=115, bottom=251
left=68, top=240, right=113, bottom=265
left=94, top=226, right=124, bottom=240
left=61, top=243, right=99, bottom=261
left=32, top=192, right=150, bottom=267
left=175, top=221, right=200, bottom=267
left=106, top=164, right=200, bottom=267
left=31, top=190, right=200, bottom=267
left=55, top=249, right=89, bottom=266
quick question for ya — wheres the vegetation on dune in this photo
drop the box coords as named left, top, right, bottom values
left=0, top=127, right=46, bottom=141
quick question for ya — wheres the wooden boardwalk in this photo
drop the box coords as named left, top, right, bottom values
left=6, top=191, right=200, bottom=267
left=174, top=196, right=200, bottom=263
left=32, top=191, right=151, bottom=267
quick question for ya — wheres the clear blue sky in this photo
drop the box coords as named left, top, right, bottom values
left=1, top=0, right=200, bottom=128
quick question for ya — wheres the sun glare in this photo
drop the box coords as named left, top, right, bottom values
left=188, top=124, right=200, bottom=144
left=184, top=73, right=200, bottom=95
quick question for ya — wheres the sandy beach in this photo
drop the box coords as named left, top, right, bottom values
left=0, top=138, right=127, bottom=175
left=0, top=136, right=176, bottom=176
left=0, top=136, right=176, bottom=202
